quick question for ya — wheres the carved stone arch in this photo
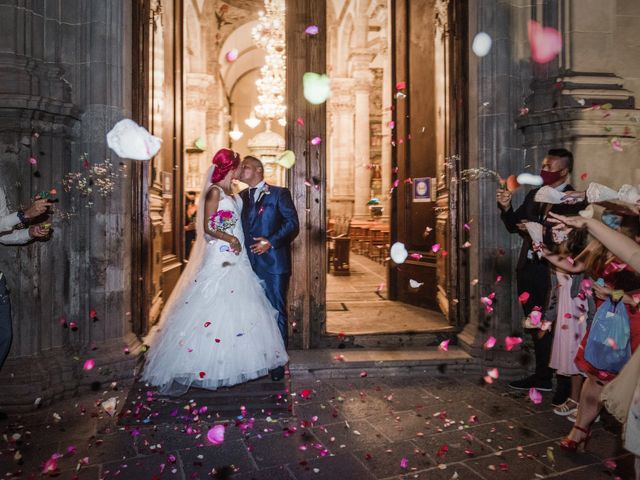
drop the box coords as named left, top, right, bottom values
left=337, top=13, right=354, bottom=77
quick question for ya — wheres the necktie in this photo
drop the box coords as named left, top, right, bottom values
left=249, top=187, right=257, bottom=207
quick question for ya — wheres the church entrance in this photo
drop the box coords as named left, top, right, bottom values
left=131, top=0, right=468, bottom=348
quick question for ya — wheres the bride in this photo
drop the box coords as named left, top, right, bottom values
left=142, top=148, right=288, bottom=396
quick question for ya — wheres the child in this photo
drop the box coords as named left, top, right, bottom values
left=540, top=227, right=592, bottom=417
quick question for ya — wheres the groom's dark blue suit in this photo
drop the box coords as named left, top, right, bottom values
left=240, top=184, right=299, bottom=346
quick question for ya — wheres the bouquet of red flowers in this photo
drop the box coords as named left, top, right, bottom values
left=208, top=209, right=237, bottom=233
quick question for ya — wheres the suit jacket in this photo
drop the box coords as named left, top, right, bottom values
left=500, top=184, right=587, bottom=270
left=240, top=184, right=299, bottom=275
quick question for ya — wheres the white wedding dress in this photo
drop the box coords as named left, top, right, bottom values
left=142, top=168, right=288, bottom=396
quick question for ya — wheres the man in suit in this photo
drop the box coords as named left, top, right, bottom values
left=239, top=156, right=299, bottom=381
left=497, top=148, right=586, bottom=403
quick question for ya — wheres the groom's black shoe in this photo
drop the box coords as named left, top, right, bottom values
left=270, top=366, right=285, bottom=381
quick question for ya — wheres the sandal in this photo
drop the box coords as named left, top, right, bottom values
left=559, top=425, right=591, bottom=452
left=553, top=398, right=579, bottom=416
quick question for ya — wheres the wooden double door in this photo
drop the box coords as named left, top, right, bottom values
left=132, top=0, right=467, bottom=344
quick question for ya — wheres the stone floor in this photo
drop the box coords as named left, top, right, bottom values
left=326, top=254, right=449, bottom=335
left=0, top=370, right=634, bottom=479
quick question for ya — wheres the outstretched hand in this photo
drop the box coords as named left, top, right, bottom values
left=546, top=211, right=589, bottom=230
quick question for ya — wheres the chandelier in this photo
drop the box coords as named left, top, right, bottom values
left=252, top=0, right=286, bottom=121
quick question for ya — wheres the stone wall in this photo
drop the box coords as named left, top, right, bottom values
left=0, top=0, right=139, bottom=410
left=460, top=0, right=639, bottom=361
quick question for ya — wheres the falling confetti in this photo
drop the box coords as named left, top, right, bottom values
left=225, top=49, right=239, bottom=62
left=471, top=32, right=492, bottom=57
left=207, top=425, right=225, bottom=445
left=528, top=387, right=543, bottom=404
left=528, top=20, right=562, bottom=64
left=303, top=72, right=331, bottom=104
left=516, top=173, right=543, bottom=186
left=484, top=336, right=496, bottom=349
left=390, top=242, right=409, bottom=264
left=610, top=137, right=623, bottom=152
left=504, top=336, right=523, bottom=351
left=304, top=25, right=319, bottom=35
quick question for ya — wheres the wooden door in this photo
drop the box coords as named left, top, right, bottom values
left=132, top=0, right=184, bottom=334
left=389, top=0, right=462, bottom=317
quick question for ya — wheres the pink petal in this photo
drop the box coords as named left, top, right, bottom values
left=518, top=292, right=530, bottom=304
left=431, top=243, right=441, bottom=253
left=484, top=336, right=496, bottom=349
left=528, top=387, right=543, bottom=404
left=207, top=425, right=225, bottom=445
left=82, top=359, right=95, bottom=371
left=304, top=25, right=319, bottom=35
left=311, top=136, right=322, bottom=145
left=528, top=20, right=562, bottom=63
left=400, top=457, right=408, bottom=469
left=395, top=81, right=406, bottom=90
left=504, top=336, right=523, bottom=352
left=438, top=339, right=450, bottom=351
left=225, top=49, right=239, bottom=62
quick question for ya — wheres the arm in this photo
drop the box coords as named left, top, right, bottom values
left=541, top=250, right=587, bottom=274
left=0, top=228, right=31, bottom=245
left=499, top=191, right=531, bottom=233
left=267, top=188, right=299, bottom=249
left=548, top=213, right=640, bottom=272
left=0, top=212, right=21, bottom=234
left=202, top=187, right=242, bottom=254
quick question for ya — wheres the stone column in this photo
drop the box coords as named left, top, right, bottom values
left=0, top=0, right=140, bottom=410
left=352, top=52, right=374, bottom=219
left=185, top=73, right=214, bottom=190
left=328, top=78, right=356, bottom=218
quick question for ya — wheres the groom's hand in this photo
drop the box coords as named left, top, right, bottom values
left=251, top=237, right=271, bottom=255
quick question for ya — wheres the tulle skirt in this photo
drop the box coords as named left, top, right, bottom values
left=141, top=240, right=288, bottom=396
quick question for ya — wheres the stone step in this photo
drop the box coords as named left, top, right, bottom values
left=288, top=346, right=477, bottom=379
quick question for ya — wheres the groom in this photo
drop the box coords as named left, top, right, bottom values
left=239, top=156, right=299, bottom=381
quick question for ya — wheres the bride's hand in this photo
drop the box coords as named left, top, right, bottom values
left=229, top=236, right=242, bottom=255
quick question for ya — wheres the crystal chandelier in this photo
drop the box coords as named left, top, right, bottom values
left=252, top=0, right=286, bottom=121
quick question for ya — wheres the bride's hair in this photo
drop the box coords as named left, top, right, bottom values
left=211, top=148, right=240, bottom=183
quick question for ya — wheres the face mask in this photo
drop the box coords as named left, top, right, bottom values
left=540, top=169, right=565, bottom=186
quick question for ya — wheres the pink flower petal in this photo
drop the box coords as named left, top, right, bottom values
left=400, top=457, right=408, bottom=469
left=82, top=359, right=95, bottom=371
left=518, top=292, right=530, bottom=304
left=311, top=136, right=322, bottom=145
left=225, top=49, right=239, bottom=62
left=528, top=387, right=543, bottom=404
left=438, top=339, right=450, bottom=352
left=431, top=243, right=441, bottom=253
left=484, top=336, right=496, bottom=349
left=304, top=25, right=319, bottom=35
left=504, top=336, right=523, bottom=352
left=207, top=425, right=225, bottom=445
left=528, top=20, right=562, bottom=64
